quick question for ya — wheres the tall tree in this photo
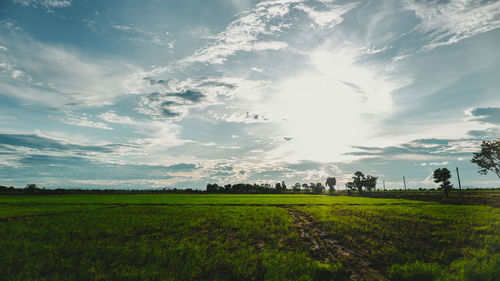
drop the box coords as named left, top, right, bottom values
left=293, top=183, right=301, bottom=193
left=352, top=171, right=365, bottom=193
left=471, top=140, right=500, bottom=178
left=433, top=168, right=453, bottom=198
left=325, top=177, right=337, bottom=194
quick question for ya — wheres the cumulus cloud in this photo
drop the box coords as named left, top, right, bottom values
left=404, top=0, right=500, bottom=50
left=135, top=76, right=269, bottom=120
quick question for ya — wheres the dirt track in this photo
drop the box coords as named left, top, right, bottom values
left=286, top=208, right=388, bottom=281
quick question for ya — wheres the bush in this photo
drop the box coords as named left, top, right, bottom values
left=388, top=261, right=443, bottom=281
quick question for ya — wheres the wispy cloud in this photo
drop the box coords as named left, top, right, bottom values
left=181, top=1, right=299, bottom=64
left=404, top=0, right=500, bottom=50
left=12, top=0, right=71, bottom=9
left=111, top=24, right=173, bottom=47
left=53, top=112, right=113, bottom=130
left=296, top=2, right=357, bottom=28
left=0, top=27, right=140, bottom=108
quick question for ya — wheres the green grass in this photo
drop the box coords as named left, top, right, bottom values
left=0, top=194, right=498, bottom=280
left=0, top=194, right=427, bottom=205
left=0, top=204, right=107, bottom=218
left=297, top=203, right=499, bottom=280
left=0, top=204, right=347, bottom=281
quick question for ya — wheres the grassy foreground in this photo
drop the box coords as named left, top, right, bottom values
left=0, top=194, right=498, bottom=280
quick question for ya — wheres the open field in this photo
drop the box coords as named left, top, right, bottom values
left=351, top=189, right=500, bottom=207
left=0, top=194, right=499, bottom=280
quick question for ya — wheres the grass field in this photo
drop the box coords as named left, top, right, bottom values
left=0, top=194, right=498, bottom=280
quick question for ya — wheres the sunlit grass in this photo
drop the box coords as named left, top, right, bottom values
left=0, top=194, right=498, bottom=280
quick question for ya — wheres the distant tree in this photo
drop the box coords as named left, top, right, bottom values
left=206, top=183, right=219, bottom=193
left=24, top=184, right=39, bottom=193
left=293, top=183, right=301, bottom=193
left=281, top=181, right=287, bottom=191
left=311, top=182, right=325, bottom=194
left=275, top=182, right=286, bottom=193
left=345, top=182, right=356, bottom=194
left=302, top=183, right=310, bottom=193
left=433, top=168, right=453, bottom=198
left=352, top=171, right=365, bottom=193
left=471, top=140, right=500, bottom=178
left=364, top=175, right=378, bottom=192
left=325, top=177, right=337, bottom=194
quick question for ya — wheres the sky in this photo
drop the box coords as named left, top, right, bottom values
left=0, top=0, right=499, bottom=190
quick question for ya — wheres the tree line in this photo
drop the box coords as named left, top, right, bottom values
left=1, top=139, right=498, bottom=196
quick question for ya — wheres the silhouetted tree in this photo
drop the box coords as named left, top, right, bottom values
left=206, top=183, right=219, bottom=193
left=345, top=182, right=356, bottom=194
left=281, top=181, right=287, bottom=191
left=275, top=182, right=286, bottom=193
left=293, top=183, right=301, bottom=193
left=311, top=183, right=324, bottom=194
left=364, top=175, right=378, bottom=192
left=325, top=177, right=336, bottom=194
left=302, top=183, right=310, bottom=193
left=433, top=168, right=453, bottom=198
left=471, top=139, right=500, bottom=178
left=352, top=171, right=365, bottom=193
left=24, top=183, right=39, bottom=193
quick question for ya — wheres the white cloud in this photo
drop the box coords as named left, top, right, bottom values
left=0, top=32, right=140, bottom=107
left=111, top=24, right=173, bottom=46
left=182, top=1, right=297, bottom=64
left=296, top=2, right=357, bottom=28
left=420, top=161, right=449, bottom=166
left=0, top=45, right=7, bottom=51
left=97, top=110, right=134, bottom=125
left=209, top=111, right=270, bottom=123
left=404, top=0, right=500, bottom=50
left=12, top=0, right=71, bottom=9
left=54, top=112, right=113, bottom=130
left=252, top=41, right=289, bottom=51
left=134, top=76, right=270, bottom=121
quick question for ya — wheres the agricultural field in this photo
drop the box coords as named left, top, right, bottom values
left=0, top=194, right=498, bottom=281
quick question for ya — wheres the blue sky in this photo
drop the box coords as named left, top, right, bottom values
left=0, top=0, right=499, bottom=189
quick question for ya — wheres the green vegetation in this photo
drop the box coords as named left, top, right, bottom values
left=0, top=194, right=498, bottom=280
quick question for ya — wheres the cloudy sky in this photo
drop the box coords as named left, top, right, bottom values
left=0, top=0, right=499, bottom=189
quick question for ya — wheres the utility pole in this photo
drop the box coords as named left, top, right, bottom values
left=456, top=167, right=462, bottom=197
left=403, top=176, right=407, bottom=191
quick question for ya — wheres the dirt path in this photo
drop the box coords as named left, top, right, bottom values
left=287, top=208, right=388, bottom=281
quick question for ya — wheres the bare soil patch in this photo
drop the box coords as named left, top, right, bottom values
left=286, top=208, right=388, bottom=281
